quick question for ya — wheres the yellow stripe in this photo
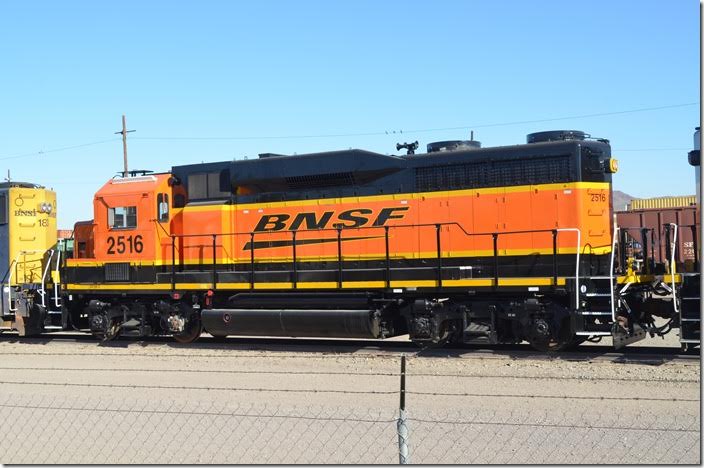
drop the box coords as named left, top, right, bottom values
left=66, top=276, right=568, bottom=291
left=182, top=181, right=611, bottom=212
left=65, top=283, right=212, bottom=290
left=616, top=274, right=683, bottom=284
left=67, top=273, right=684, bottom=292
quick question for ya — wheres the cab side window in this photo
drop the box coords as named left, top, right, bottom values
left=108, top=206, right=137, bottom=229
left=157, top=193, right=169, bottom=222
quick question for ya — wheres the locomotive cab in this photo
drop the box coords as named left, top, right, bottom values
left=73, top=173, right=177, bottom=264
left=66, top=173, right=193, bottom=339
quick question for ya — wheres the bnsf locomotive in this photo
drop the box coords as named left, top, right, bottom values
left=2, top=130, right=699, bottom=351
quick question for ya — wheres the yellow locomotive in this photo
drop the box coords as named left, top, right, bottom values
left=0, top=182, right=62, bottom=336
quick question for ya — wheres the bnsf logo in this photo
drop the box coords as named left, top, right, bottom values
left=254, top=207, right=409, bottom=232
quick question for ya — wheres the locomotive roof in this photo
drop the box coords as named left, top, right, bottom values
left=172, top=138, right=610, bottom=181
left=169, top=138, right=612, bottom=204
left=0, top=181, right=44, bottom=190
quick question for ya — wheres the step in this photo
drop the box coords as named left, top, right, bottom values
left=585, top=293, right=612, bottom=297
left=576, top=331, right=611, bottom=336
left=578, top=311, right=612, bottom=316
left=681, top=318, right=701, bottom=322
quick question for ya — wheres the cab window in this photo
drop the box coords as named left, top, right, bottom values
left=108, top=206, right=137, bottom=229
left=157, top=193, right=169, bottom=222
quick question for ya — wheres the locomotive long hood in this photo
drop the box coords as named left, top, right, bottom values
left=229, top=149, right=406, bottom=188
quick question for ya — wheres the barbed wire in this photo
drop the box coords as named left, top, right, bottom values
left=0, top=380, right=398, bottom=395
left=405, top=391, right=698, bottom=402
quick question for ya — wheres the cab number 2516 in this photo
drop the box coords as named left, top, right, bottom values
left=107, top=235, right=143, bottom=254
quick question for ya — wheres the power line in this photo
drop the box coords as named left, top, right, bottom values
left=0, top=138, right=120, bottom=161
left=0, top=102, right=697, bottom=160
left=132, top=102, right=699, bottom=141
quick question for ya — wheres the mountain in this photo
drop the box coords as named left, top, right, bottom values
left=612, top=190, right=635, bottom=211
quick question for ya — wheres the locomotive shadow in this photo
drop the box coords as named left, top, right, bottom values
left=0, top=332, right=689, bottom=364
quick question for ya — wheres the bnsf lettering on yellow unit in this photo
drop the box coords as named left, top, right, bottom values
left=253, top=207, right=409, bottom=232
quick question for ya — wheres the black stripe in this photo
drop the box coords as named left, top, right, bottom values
left=64, top=252, right=611, bottom=286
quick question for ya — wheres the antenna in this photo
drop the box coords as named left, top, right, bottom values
left=4, top=170, right=10, bottom=183
left=114, top=115, right=136, bottom=177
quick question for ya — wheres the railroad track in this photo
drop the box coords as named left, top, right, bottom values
left=0, top=331, right=698, bottom=363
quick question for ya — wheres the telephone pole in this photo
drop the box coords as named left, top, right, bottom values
left=114, top=115, right=135, bottom=177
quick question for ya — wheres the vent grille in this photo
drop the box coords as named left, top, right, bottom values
left=415, top=156, right=572, bottom=192
left=285, top=172, right=356, bottom=190
left=104, top=263, right=130, bottom=282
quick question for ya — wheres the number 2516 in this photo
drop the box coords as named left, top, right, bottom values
left=107, top=235, right=143, bottom=254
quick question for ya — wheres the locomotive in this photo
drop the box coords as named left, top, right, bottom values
left=0, top=182, right=60, bottom=336
left=2, top=130, right=699, bottom=351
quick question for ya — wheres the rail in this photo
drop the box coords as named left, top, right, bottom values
left=166, top=223, right=585, bottom=296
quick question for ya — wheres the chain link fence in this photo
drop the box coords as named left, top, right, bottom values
left=0, top=356, right=700, bottom=464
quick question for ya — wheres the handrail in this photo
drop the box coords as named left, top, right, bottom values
left=54, top=240, right=63, bottom=308
left=609, top=227, right=619, bottom=322
left=669, top=223, right=679, bottom=315
left=556, top=228, right=581, bottom=310
left=5, top=249, right=46, bottom=313
left=167, top=222, right=589, bottom=295
left=1, top=259, right=16, bottom=315
left=38, top=249, right=55, bottom=307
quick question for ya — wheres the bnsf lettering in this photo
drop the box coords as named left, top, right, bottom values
left=14, top=209, right=37, bottom=217
left=253, top=214, right=290, bottom=232
left=337, top=209, right=373, bottom=228
left=289, top=211, right=334, bottom=230
left=373, top=207, right=409, bottom=226
left=253, top=207, right=409, bottom=232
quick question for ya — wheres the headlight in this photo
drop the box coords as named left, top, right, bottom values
left=606, top=158, right=619, bottom=173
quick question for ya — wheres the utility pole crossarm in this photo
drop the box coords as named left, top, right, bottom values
left=114, top=115, right=136, bottom=178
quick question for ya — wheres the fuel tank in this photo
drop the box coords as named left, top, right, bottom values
left=201, top=308, right=381, bottom=338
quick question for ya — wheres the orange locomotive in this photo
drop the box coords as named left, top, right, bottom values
left=62, top=130, right=680, bottom=350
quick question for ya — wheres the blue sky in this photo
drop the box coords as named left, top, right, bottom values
left=0, top=0, right=699, bottom=228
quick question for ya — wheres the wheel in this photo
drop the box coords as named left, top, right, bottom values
left=93, top=319, right=121, bottom=342
left=173, top=317, right=202, bottom=344
left=526, top=315, right=581, bottom=352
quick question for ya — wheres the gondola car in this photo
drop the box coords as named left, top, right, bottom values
left=57, top=130, right=697, bottom=351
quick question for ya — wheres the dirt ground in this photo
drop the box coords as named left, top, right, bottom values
left=0, top=334, right=699, bottom=464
